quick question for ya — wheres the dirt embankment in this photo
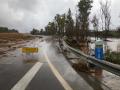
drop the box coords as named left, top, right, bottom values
left=0, top=33, right=33, bottom=55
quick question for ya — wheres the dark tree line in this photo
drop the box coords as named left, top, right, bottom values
left=0, top=27, right=19, bottom=33
left=30, top=28, right=40, bottom=35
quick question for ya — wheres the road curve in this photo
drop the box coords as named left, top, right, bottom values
left=0, top=36, right=111, bottom=90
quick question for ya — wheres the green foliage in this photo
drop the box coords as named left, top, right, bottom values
left=78, top=0, right=93, bottom=17
left=40, top=29, right=43, bottom=35
left=65, top=9, right=74, bottom=37
left=30, top=28, right=39, bottom=35
left=105, top=52, right=120, bottom=65
left=45, top=22, right=56, bottom=35
left=78, top=0, right=93, bottom=25
left=117, top=27, right=120, bottom=33
left=40, top=0, right=93, bottom=40
left=77, top=0, right=93, bottom=40
left=54, top=14, right=66, bottom=36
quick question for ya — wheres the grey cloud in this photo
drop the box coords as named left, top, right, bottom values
left=8, top=0, right=39, bottom=13
left=0, top=0, right=78, bottom=32
left=0, top=0, right=119, bottom=32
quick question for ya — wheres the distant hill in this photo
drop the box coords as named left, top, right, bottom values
left=0, top=27, right=19, bottom=33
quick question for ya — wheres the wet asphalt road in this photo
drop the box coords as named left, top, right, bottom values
left=0, top=36, right=111, bottom=90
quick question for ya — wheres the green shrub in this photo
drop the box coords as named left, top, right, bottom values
left=105, top=52, right=120, bottom=64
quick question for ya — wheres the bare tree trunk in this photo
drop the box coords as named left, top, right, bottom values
left=100, top=0, right=111, bottom=53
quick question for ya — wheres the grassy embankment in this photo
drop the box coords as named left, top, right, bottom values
left=105, top=51, right=120, bottom=65
left=0, top=33, right=32, bottom=42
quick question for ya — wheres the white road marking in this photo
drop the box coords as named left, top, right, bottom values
left=44, top=52, right=73, bottom=90
left=11, top=62, right=43, bottom=90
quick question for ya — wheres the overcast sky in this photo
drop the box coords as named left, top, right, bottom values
left=0, top=0, right=120, bottom=32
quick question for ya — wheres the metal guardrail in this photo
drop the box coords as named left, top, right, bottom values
left=63, top=40, right=120, bottom=76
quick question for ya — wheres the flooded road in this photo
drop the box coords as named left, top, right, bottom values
left=0, top=37, right=65, bottom=90
left=0, top=36, right=119, bottom=90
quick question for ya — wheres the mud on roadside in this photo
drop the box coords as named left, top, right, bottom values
left=0, top=33, right=34, bottom=57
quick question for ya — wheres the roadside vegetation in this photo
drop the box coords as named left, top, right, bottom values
left=30, top=0, right=120, bottom=39
left=89, top=30, right=120, bottom=38
left=0, top=1, right=119, bottom=65
left=105, top=51, right=120, bottom=65
left=30, top=0, right=120, bottom=64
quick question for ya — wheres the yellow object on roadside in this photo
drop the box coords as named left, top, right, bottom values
left=22, top=47, right=38, bottom=53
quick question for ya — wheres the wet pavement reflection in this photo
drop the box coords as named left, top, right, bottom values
left=0, top=36, right=119, bottom=90
left=42, top=37, right=112, bottom=90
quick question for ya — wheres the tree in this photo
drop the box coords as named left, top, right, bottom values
left=117, top=27, right=120, bottom=33
left=44, top=21, right=57, bottom=35
left=30, top=28, right=39, bottom=35
left=0, top=27, right=8, bottom=32
left=0, top=27, right=19, bottom=33
left=118, top=15, right=120, bottom=33
left=45, top=23, right=51, bottom=35
left=77, top=0, right=93, bottom=42
left=100, top=0, right=111, bottom=39
left=10, top=29, right=19, bottom=33
left=100, top=0, right=111, bottom=53
left=54, top=14, right=66, bottom=37
left=75, top=7, right=81, bottom=41
left=40, top=29, right=44, bottom=35
left=65, top=8, right=74, bottom=37
left=51, top=22, right=56, bottom=35
left=54, top=14, right=60, bottom=35
left=91, top=14, right=99, bottom=40
left=48, top=22, right=56, bottom=35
